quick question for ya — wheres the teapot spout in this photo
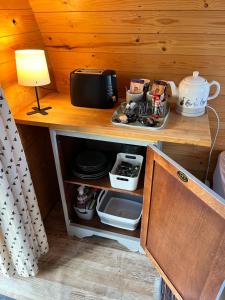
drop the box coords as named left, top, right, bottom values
left=167, top=81, right=178, bottom=98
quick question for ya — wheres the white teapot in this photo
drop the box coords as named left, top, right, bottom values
left=168, top=71, right=220, bottom=117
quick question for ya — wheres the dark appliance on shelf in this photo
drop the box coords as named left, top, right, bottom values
left=70, top=69, right=118, bottom=109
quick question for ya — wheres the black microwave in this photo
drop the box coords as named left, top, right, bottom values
left=70, top=69, right=118, bottom=109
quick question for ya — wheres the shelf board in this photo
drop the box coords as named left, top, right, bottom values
left=64, top=175, right=144, bottom=196
left=71, top=214, right=141, bottom=238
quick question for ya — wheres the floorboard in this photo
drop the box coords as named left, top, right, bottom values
left=0, top=203, right=160, bottom=300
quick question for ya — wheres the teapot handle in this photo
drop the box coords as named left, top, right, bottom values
left=208, top=81, right=220, bottom=101
left=167, top=81, right=178, bottom=98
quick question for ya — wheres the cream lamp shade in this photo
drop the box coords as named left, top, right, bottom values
left=15, top=49, right=50, bottom=86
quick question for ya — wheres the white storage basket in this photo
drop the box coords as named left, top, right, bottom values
left=109, top=153, right=143, bottom=191
left=96, top=190, right=142, bottom=231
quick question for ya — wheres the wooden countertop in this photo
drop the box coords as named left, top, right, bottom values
left=14, top=93, right=211, bottom=147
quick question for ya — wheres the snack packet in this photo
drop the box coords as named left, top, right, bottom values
left=151, top=80, right=167, bottom=96
left=130, top=79, right=145, bottom=94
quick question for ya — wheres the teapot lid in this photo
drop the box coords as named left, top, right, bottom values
left=183, top=71, right=207, bottom=85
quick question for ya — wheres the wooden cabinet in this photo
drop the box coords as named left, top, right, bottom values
left=14, top=93, right=220, bottom=298
left=50, top=129, right=225, bottom=299
left=141, top=146, right=225, bottom=300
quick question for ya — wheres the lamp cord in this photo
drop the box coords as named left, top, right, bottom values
left=205, top=105, right=220, bottom=184
left=35, top=86, right=41, bottom=110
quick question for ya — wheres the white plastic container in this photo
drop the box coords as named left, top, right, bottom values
left=96, top=190, right=142, bottom=231
left=126, top=89, right=143, bottom=103
left=109, top=153, right=143, bottom=191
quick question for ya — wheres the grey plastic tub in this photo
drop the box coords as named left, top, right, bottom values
left=96, top=190, right=143, bottom=231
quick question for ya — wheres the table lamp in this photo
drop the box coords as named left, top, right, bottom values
left=15, top=49, right=52, bottom=115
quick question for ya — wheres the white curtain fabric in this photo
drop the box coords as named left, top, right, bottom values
left=0, top=88, right=48, bottom=277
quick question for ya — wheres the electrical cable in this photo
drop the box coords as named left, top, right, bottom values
left=205, top=105, right=220, bottom=184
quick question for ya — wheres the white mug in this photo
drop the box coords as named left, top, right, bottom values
left=126, top=90, right=143, bottom=103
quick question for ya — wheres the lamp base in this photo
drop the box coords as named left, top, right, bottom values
left=27, top=106, right=52, bottom=116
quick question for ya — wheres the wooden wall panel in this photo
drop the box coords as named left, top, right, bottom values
left=0, top=32, right=43, bottom=64
left=29, top=0, right=225, bottom=181
left=0, top=0, right=59, bottom=218
left=42, top=33, right=225, bottom=56
left=0, top=0, right=31, bottom=10
left=29, top=0, right=225, bottom=11
left=0, top=10, right=39, bottom=37
left=34, top=11, right=225, bottom=34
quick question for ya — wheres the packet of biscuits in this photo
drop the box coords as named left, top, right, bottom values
left=130, top=79, right=145, bottom=94
left=151, top=80, right=167, bottom=96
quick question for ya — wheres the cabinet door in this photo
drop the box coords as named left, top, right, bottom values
left=141, top=145, right=225, bottom=300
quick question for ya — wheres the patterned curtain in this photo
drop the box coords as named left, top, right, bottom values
left=160, top=279, right=177, bottom=300
left=0, top=88, right=48, bottom=277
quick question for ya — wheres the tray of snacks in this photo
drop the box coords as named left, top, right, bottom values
left=112, top=79, right=170, bottom=130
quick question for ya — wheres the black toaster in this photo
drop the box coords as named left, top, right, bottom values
left=70, top=69, right=118, bottom=109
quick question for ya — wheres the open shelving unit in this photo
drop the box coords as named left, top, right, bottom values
left=51, top=131, right=147, bottom=252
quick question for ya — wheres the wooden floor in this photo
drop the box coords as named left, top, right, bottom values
left=0, top=203, right=160, bottom=300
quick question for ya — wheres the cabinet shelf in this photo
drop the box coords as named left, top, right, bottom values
left=71, top=215, right=140, bottom=238
left=64, top=175, right=144, bottom=197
